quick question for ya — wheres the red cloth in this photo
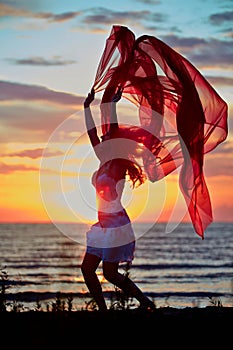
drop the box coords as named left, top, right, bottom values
left=92, top=25, right=228, bottom=239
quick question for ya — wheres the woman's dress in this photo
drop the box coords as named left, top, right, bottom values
left=86, top=167, right=135, bottom=263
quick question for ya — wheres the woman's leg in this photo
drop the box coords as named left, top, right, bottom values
left=81, top=252, right=107, bottom=311
left=102, top=261, right=155, bottom=310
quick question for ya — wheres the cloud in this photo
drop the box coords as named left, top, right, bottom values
left=77, top=7, right=167, bottom=33
left=0, top=80, right=83, bottom=105
left=205, top=156, right=233, bottom=178
left=7, top=56, right=77, bottom=66
left=78, top=10, right=233, bottom=70
left=205, top=140, right=233, bottom=177
left=34, top=11, right=81, bottom=23
left=0, top=3, right=165, bottom=33
left=210, top=141, right=233, bottom=155
left=205, top=157, right=233, bottom=177
left=206, top=76, right=233, bottom=87
left=0, top=80, right=101, bottom=143
left=1, top=148, right=63, bottom=159
left=209, top=11, right=233, bottom=25
left=161, top=34, right=206, bottom=50
left=188, top=40, right=233, bottom=69
left=0, top=0, right=48, bottom=12
left=46, top=12, right=81, bottom=23
left=0, top=3, right=81, bottom=23
left=0, top=80, right=84, bottom=142
left=160, top=34, right=233, bottom=69
left=82, top=8, right=151, bottom=26
left=0, top=162, right=38, bottom=174
left=0, top=3, right=31, bottom=17
left=0, top=102, right=76, bottom=143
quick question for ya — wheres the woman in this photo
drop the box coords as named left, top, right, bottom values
left=81, top=87, right=155, bottom=311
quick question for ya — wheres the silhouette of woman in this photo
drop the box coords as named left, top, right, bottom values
left=81, top=87, right=155, bottom=311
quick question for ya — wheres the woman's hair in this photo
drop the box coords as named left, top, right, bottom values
left=100, top=126, right=149, bottom=188
left=120, top=158, right=146, bottom=188
left=100, top=158, right=146, bottom=189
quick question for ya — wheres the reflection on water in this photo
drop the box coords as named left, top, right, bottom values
left=0, top=222, right=232, bottom=310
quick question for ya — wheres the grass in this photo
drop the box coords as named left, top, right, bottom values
left=0, top=265, right=138, bottom=312
left=0, top=266, right=230, bottom=313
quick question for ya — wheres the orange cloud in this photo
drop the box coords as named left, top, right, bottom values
left=1, top=148, right=63, bottom=159
left=0, top=162, right=38, bottom=174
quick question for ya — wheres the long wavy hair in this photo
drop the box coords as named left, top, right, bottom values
left=116, top=158, right=146, bottom=189
left=98, top=157, right=146, bottom=189
left=99, top=127, right=149, bottom=188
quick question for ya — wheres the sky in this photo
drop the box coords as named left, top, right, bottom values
left=0, top=0, right=233, bottom=228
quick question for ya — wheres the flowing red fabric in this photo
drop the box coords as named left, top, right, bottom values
left=92, top=25, right=228, bottom=239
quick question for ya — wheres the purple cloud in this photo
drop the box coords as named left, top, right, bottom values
left=82, top=8, right=151, bottom=25
left=7, top=57, right=77, bottom=66
left=206, top=76, right=233, bottom=87
left=160, top=34, right=233, bottom=68
left=0, top=80, right=86, bottom=142
left=2, top=148, right=63, bottom=159
left=0, top=81, right=83, bottom=105
left=210, top=11, right=233, bottom=25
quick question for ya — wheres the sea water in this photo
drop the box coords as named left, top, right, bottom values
left=0, top=222, right=232, bottom=311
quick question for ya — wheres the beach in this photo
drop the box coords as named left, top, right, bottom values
left=1, top=307, right=232, bottom=347
left=1, top=222, right=232, bottom=346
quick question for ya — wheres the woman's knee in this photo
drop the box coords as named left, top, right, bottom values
left=81, top=253, right=101, bottom=276
left=102, top=270, right=112, bottom=283
left=103, top=262, right=120, bottom=284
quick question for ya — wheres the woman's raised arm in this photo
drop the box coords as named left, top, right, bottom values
left=84, top=88, right=100, bottom=148
left=109, top=87, right=122, bottom=134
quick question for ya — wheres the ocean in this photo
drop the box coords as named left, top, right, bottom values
left=0, top=222, right=232, bottom=311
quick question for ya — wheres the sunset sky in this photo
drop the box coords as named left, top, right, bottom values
left=0, top=0, right=232, bottom=228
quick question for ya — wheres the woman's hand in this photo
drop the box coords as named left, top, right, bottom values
left=111, top=87, right=123, bottom=103
left=84, top=88, right=95, bottom=108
